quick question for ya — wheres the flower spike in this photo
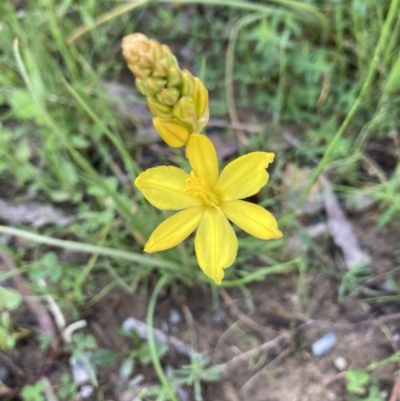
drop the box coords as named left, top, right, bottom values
left=122, top=33, right=209, bottom=147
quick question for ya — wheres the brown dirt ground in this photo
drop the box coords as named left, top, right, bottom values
left=2, top=213, right=400, bottom=401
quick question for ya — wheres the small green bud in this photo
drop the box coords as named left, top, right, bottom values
left=156, top=87, right=180, bottom=106
left=135, top=77, right=166, bottom=96
left=167, top=67, right=183, bottom=87
left=180, top=70, right=195, bottom=96
left=147, top=97, right=173, bottom=118
left=152, top=59, right=169, bottom=78
left=145, top=77, right=166, bottom=94
left=129, top=65, right=151, bottom=80
left=136, top=78, right=149, bottom=96
left=172, top=96, right=197, bottom=125
left=191, top=78, right=208, bottom=120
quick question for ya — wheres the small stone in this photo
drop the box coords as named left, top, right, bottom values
left=0, top=366, right=10, bottom=383
left=69, top=355, right=92, bottom=385
left=311, top=331, right=337, bottom=357
left=129, top=374, right=145, bottom=388
left=393, top=330, right=400, bottom=345
left=79, top=384, right=94, bottom=399
left=169, top=309, right=182, bottom=325
left=212, top=309, right=223, bottom=324
left=334, top=356, right=347, bottom=371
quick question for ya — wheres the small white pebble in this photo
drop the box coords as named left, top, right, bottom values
left=129, top=374, right=145, bottom=388
left=392, top=332, right=400, bottom=345
left=169, top=309, right=182, bottom=325
left=79, top=384, right=94, bottom=399
left=328, top=392, right=337, bottom=400
left=69, top=356, right=92, bottom=385
left=17, top=10, right=26, bottom=19
left=379, top=391, right=388, bottom=400
left=212, top=310, right=223, bottom=324
left=311, top=331, right=337, bottom=357
left=334, top=356, right=347, bottom=371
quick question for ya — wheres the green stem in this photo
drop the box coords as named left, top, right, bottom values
left=62, top=78, right=140, bottom=180
left=221, top=259, right=300, bottom=287
left=147, top=275, right=178, bottom=401
left=0, top=225, right=181, bottom=272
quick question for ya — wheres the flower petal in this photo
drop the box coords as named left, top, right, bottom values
left=186, top=134, right=219, bottom=189
left=153, top=117, right=191, bottom=148
left=221, top=200, right=283, bottom=240
left=215, top=152, right=275, bottom=201
left=195, top=207, right=238, bottom=284
left=135, top=166, right=203, bottom=210
left=144, top=206, right=205, bottom=252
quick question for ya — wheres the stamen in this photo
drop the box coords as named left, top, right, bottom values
left=185, top=171, right=219, bottom=208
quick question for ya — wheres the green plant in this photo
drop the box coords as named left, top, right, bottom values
left=345, top=369, right=381, bottom=401
left=173, top=354, right=223, bottom=401
left=20, top=380, right=46, bottom=401
left=0, top=0, right=399, bottom=398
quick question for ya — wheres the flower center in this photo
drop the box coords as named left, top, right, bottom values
left=184, top=171, right=219, bottom=208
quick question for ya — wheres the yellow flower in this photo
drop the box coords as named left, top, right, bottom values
left=135, top=134, right=282, bottom=284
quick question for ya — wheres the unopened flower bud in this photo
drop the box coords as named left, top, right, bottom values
left=167, top=67, right=183, bottom=87
left=153, top=117, right=192, bottom=147
left=129, top=65, right=151, bottom=80
left=136, top=77, right=167, bottom=96
left=147, top=97, right=173, bottom=118
left=123, top=33, right=210, bottom=135
left=172, top=96, right=197, bottom=125
left=180, top=70, right=195, bottom=96
left=145, top=77, right=167, bottom=94
left=122, top=34, right=155, bottom=69
left=156, top=87, right=180, bottom=106
left=191, top=77, right=209, bottom=122
left=152, top=59, right=169, bottom=78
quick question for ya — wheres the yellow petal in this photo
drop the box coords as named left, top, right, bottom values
left=215, top=152, right=275, bottom=201
left=221, top=200, right=283, bottom=240
left=135, top=166, right=203, bottom=210
left=195, top=207, right=238, bottom=284
left=153, top=117, right=191, bottom=148
left=186, top=134, right=218, bottom=189
left=191, top=78, right=209, bottom=122
left=144, top=206, right=205, bottom=252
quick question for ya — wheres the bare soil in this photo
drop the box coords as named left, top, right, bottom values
left=2, top=212, right=399, bottom=401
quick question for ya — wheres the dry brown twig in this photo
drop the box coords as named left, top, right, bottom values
left=0, top=250, right=59, bottom=353
left=389, top=371, right=400, bottom=401
left=316, top=72, right=330, bottom=107
left=219, top=289, right=279, bottom=336
left=284, top=132, right=371, bottom=271
left=239, top=346, right=292, bottom=397
left=320, top=175, right=371, bottom=270
left=214, top=334, right=288, bottom=375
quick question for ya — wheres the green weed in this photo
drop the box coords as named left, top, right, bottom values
left=0, top=0, right=400, bottom=399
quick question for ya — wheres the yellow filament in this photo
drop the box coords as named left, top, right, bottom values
left=184, top=171, right=219, bottom=208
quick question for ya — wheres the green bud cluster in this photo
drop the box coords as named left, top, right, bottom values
left=122, top=33, right=209, bottom=147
